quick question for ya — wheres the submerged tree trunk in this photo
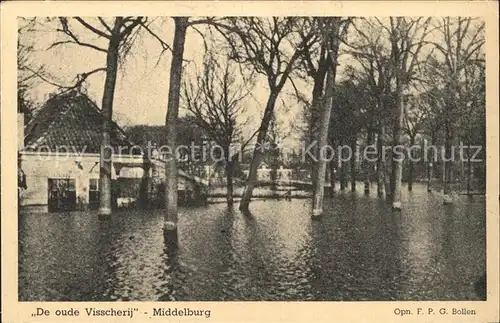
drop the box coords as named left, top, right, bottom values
left=309, top=86, right=325, bottom=189
left=390, top=145, right=396, bottom=198
left=226, top=159, right=234, bottom=206
left=311, top=19, right=341, bottom=217
left=426, top=161, right=432, bottom=192
left=384, top=157, right=392, bottom=200
left=443, top=124, right=453, bottom=204
left=340, top=159, right=347, bottom=191
left=408, top=136, right=415, bottom=192
left=312, top=65, right=337, bottom=217
left=408, top=159, right=414, bottom=192
left=350, top=137, right=357, bottom=192
left=377, top=126, right=385, bottom=198
left=467, top=141, right=472, bottom=195
left=329, top=159, right=336, bottom=195
left=99, top=18, right=122, bottom=216
left=164, top=17, right=188, bottom=246
left=383, top=124, right=393, bottom=200
left=364, top=129, right=373, bottom=195
left=391, top=80, right=405, bottom=210
left=441, top=153, right=446, bottom=192
left=239, top=93, right=278, bottom=212
left=305, top=49, right=329, bottom=195
left=340, top=140, right=348, bottom=191
left=459, top=146, right=464, bottom=191
left=427, top=133, right=436, bottom=192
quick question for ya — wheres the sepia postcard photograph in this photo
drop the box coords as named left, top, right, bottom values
left=1, top=1, right=499, bottom=322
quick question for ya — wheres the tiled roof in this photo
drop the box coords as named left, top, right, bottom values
left=24, top=90, right=137, bottom=155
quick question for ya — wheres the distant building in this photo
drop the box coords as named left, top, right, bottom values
left=239, top=162, right=293, bottom=182
left=18, top=90, right=205, bottom=212
left=256, top=162, right=271, bottom=181
left=276, top=165, right=292, bottom=181
left=239, top=162, right=270, bottom=181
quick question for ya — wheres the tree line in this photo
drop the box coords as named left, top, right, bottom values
left=18, top=16, right=485, bottom=246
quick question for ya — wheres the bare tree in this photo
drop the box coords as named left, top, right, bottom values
left=161, top=17, right=190, bottom=246
left=182, top=52, right=252, bottom=205
left=310, top=17, right=350, bottom=217
left=50, top=17, right=144, bottom=215
left=293, top=18, right=332, bottom=186
left=459, top=56, right=485, bottom=195
left=210, top=17, right=316, bottom=213
left=418, top=87, right=441, bottom=192
left=143, top=16, right=227, bottom=246
left=17, top=18, right=48, bottom=123
left=381, top=17, right=432, bottom=210
left=347, top=77, right=379, bottom=195
left=347, top=19, right=395, bottom=198
left=402, top=94, right=426, bottom=191
left=347, top=17, right=433, bottom=207
left=18, top=40, right=37, bottom=122
left=426, top=17, right=485, bottom=203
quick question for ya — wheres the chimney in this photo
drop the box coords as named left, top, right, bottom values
left=18, top=113, right=24, bottom=150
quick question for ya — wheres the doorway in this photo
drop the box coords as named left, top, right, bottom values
left=48, top=178, right=76, bottom=212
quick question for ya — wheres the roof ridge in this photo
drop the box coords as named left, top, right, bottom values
left=23, top=91, right=139, bottom=153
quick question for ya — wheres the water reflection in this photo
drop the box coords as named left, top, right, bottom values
left=18, top=184, right=486, bottom=301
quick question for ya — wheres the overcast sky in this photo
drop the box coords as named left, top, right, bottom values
left=20, top=17, right=483, bottom=149
left=20, top=17, right=326, bottom=149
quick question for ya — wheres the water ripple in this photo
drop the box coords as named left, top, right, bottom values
left=19, top=184, right=486, bottom=301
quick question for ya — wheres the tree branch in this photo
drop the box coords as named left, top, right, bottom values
left=120, top=16, right=144, bottom=38
left=54, top=17, right=108, bottom=52
left=139, top=20, right=173, bottom=66
left=74, top=17, right=111, bottom=39
left=47, top=40, right=107, bottom=53
left=98, top=17, right=113, bottom=33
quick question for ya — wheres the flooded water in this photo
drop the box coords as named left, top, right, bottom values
left=19, top=184, right=486, bottom=301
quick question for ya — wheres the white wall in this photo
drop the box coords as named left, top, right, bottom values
left=19, top=153, right=197, bottom=208
left=19, top=153, right=153, bottom=206
left=20, top=153, right=101, bottom=206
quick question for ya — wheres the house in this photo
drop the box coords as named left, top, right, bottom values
left=256, top=162, right=271, bottom=181
left=239, top=162, right=294, bottom=182
left=18, top=90, right=206, bottom=212
left=276, top=165, right=292, bottom=181
left=241, top=162, right=272, bottom=181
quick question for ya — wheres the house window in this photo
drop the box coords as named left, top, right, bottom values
left=89, top=179, right=99, bottom=191
left=89, top=178, right=99, bottom=207
left=48, top=178, right=77, bottom=212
